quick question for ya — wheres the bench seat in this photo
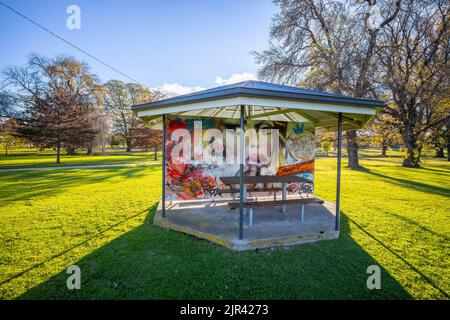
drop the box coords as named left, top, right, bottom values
left=227, top=197, right=324, bottom=209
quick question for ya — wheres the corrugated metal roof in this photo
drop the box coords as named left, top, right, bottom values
left=132, top=80, right=385, bottom=111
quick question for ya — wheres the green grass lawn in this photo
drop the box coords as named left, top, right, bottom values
left=0, top=155, right=448, bottom=299
left=0, top=148, right=161, bottom=169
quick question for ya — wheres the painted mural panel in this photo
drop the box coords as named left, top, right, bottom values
left=164, top=115, right=314, bottom=200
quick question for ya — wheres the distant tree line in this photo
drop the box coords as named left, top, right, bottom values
left=255, top=0, right=449, bottom=167
left=0, top=54, right=163, bottom=163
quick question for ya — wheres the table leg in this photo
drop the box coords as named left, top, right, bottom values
left=281, top=182, right=286, bottom=213
left=244, top=184, right=248, bottom=216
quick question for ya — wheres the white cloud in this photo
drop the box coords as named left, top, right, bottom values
left=157, top=83, right=205, bottom=98
left=214, top=72, right=256, bottom=86
left=155, top=72, right=257, bottom=98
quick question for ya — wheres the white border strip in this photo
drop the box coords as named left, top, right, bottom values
left=137, top=97, right=376, bottom=117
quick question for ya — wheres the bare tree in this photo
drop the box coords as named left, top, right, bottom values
left=93, top=108, right=112, bottom=156
left=378, top=0, right=450, bottom=167
left=104, top=80, right=164, bottom=152
left=254, top=0, right=402, bottom=169
left=0, top=90, right=16, bottom=119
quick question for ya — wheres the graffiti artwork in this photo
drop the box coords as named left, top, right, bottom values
left=165, top=115, right=315, bottom=200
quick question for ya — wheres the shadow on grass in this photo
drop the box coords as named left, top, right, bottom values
left=347, top=216, right=449, bottom=299
left=18, top=208, right=412, bottom=300
left=0, top=205, right=156, bottom=288
left=0, top=166, right=160, bottom=203
left=381, top=210, right=450, bottom=243
left=363, top=170, right=450, bottom=198
left=0, top=156, right=158, bottom=170
left=418, top=166, right=450, bottom=174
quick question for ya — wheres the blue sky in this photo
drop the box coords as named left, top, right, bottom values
left=0, top=0, right=276, bottom=96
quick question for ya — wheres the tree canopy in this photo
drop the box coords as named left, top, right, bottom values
left=255, top=0, right=449, bottom=167
left=2, top=54, right=103, bottom=163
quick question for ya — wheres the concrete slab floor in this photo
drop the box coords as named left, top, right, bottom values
left=154, top=196, right=339, bottom=251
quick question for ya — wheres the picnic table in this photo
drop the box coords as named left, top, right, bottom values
left=219, top=175, right=316, bottom=226
left=219, top=175, right=312, bottom=185
left=219, top=175, right=312, bottom=205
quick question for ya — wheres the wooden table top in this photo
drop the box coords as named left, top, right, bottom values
left=219, top=175, right=313, bottom=185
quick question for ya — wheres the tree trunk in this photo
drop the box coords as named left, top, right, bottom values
left=435, top=147, right=444, bottom=158
left=417, top=145, right=422, bottom=163
left=56, top=144, right=61, bottom=164
left=100, top=140, right=107, bottom=156
left=403, top=145, right=420, bottom=167
left=402, top=130, right=420, bottom=167
left=381, top=141, right=388, bottom=157
left=86, top=145, right=93, bottom=156
left=126, top=138, right=132, bottom=152
left=66, top=146, right=76, bottom=155
left=154, top=146, right=158, bottom=161
left=448, top=141, right=450, bottom=162
left=447, top=118, right=450, bottom=161
left=346, top=130, right=360, bottom=169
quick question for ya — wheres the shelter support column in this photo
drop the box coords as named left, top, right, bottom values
left=335, top=112, right=343, bottom=231
left=239, top=105, right=245, bottom=240
left=162, top=114, right=166, bottom=218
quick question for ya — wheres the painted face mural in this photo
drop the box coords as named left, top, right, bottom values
left=164, top=115, right=315, bottom=200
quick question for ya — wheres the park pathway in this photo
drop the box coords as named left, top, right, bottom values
left=0, top=162, right=161, bottom=172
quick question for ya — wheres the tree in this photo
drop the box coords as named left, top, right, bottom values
left=110, top=134, right=125, bottom=148
left=131, top=122, right=162, bottom=160
left=91, top=108, right=112, bottom=156
left=377, top=0, right=449, bottom=167
left=0, top=91, right=16, bottom=119
left=321, top=140, right=333, bottom=156
left=2, top=54, right=102, bottom=164
left=0, top=119, right=23, bottom=155
left=447, top=117, right=450, bottom=162
left=363, top=113, right=402, bottom=156
left=104, top=80, right=164, bottom=152
left=423, top=99, right=450, bottom=159
left=254, top=0, right=402, bottom=169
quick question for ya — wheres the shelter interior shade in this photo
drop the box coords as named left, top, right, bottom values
left=140, top=105, right=374, bottom=131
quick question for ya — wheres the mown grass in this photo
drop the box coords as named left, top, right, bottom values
left=0, top=156, right=448, bottom=299
left=0, top=148, right=161, bottom=169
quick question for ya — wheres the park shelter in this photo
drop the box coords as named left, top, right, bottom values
left=132, top=81, right=384, bottom=250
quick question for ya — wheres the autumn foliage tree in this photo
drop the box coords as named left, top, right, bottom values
left=16, top=88, right=99, bottom=163
left=2, top=54, right=102, bottom=164
left=131, top=122, right=162, bottom=160
left=363, top=113, right=402, bottom=156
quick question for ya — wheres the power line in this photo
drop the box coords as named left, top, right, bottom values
left=0, top=1, right=146, bottom=86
